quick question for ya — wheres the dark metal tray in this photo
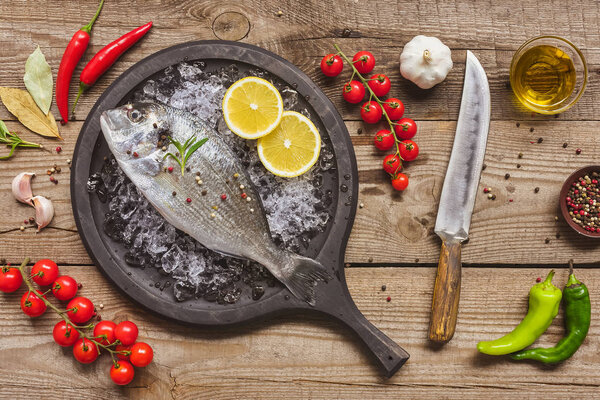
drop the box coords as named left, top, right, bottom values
left=71, top=40, right=408, bottom=377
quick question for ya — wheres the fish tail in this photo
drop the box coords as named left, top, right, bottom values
left=281, top=255, right=331, bottom=306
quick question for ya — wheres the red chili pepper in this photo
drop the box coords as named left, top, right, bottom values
left=72, top=21, right=153, bottom=113
left=56, top=0, right=104, bottom=125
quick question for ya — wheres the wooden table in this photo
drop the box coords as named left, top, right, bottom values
left=2, top=1, right=600, bottom=398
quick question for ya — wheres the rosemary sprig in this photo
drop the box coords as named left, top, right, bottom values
left=163, top=135, right=208, bottom=176
left=0, top=120, right=43, bottom=160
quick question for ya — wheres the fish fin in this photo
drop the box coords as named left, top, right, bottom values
left=282, top=256, right=331, bottom=306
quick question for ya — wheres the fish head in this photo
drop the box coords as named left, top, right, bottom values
left=100, top=102, right=169, bottom=158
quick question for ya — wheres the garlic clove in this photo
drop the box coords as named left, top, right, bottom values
left=12, top=172, right=36, bottom=206
left=31, top=195, right=54, bottom=232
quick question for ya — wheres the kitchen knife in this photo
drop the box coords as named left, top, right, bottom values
left=429, top=51, right=491, bottom=343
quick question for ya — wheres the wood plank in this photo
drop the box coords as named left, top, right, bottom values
left=0, top=1, right=599, bottom=121
left=2, top=120, right=600, bottom=265
left=0, top=265, right=598, bottom=399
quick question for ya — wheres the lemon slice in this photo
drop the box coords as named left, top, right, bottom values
left=222, top=77, right=283, bottom=139
left=257, top=111, right=321, bottom=178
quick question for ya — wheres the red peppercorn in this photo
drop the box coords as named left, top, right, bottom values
left=221, top=194, right=227, bottom=200
left=186, top=198, right=191, bottom=203
left=133, top=152, right=139, bottom=158
left=168, top=166, right=173, bottom=173
left=574, top=190, right=579, bottom=194
left=241, top=193, right=247, bottom=199
left=483, top=188, right=490, bottom=193
left=581, top=181, right=587, bottom=186
left=24, top=219, right=28, bottom=224
left=593, top=180, right=598, bottom=184
left=49, top=176, right=55, bottom=182
left=56, top=146, right=62, bottom=153
left=386, top=296, right=391, bottom=302
left=579, top=210, right=585, bottom=216
left=576, top=148, right=582, bottom=154
left=566, top=197, right=572, bottom=202
left=536, top=277, right=542, bottom=282
left=509, top=199, right=513, bottom=202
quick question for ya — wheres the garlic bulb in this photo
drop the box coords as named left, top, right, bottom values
left=32, top=195, right=54, bottom=232
left=400, top=35, right=453, bottom=89
left=12, top=172, right=35, bottom=205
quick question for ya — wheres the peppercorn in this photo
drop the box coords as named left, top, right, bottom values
left=545, top=238, right=550, bottom=244
left=56, top=146, right=62, bottom=153
left=201, top=190, right=207, bottom=196
left=386, top=296, right=391, bottom=302
left=505, top=173, right=510, bottom=179
left=576, top=148, right=582, bottom=155
left=518, top=152, right=523, bottom=158
left=186, top=198, right=192, bottom=203
left=537, top=137, right=543, bottom=143
left=172, top=191, right=176, bottom=196
left=534, top=187, right=540, bottom=193
left=221, top=194, right=227, bottom=200
left=491, top=194, right=496, bottom=200
left=168, top=166, right=173, bottom=173
left=381, top=285, right=386, bottom=291
left=563, top=143, right=568, bottom=148
left=530, top=127, right=534, bottom=132
left=516, top=122, right=521, bottom=127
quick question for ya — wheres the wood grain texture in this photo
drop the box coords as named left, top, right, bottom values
left=429, top=241, right=461, bottom=343
left=1, top=266, right=599, bottom=399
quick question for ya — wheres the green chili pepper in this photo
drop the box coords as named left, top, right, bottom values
left=477, top=270, right=562, bottom=355
left=511, top=266, right=590, bottom=363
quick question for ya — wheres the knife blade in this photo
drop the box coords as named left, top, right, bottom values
left=429, top=51, right=490, bottom=343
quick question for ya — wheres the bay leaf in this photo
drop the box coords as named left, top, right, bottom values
left=23, top=46, right=53, bottom=115
left=0, top=87, right=61, bottom=139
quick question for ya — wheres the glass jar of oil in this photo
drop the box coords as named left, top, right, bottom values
left=510, top=36, right=587, bottom=114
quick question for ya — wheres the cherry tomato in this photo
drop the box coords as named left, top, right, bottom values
left=320, top=54, right=343, bottom=77
left=31, top=259, right=59, bottom=286
left=73, top=338, right=99, bottom=364
left=394, top=118, right=417, bottom=140
left=115, top=344, right=132, bottom=361
left=374, top=129, right=395, bottom=151
left=20, top=290, right=47, bottom=317
left=382, top=98, right=404, bottom=120
left=352, top=51, right=375, bottom=74
left=110, top=360, right=135, bottom=385
left=53, top=320, right=80, bottom=347
left=383, top=154, right=402, bottom=174
left=115, top=321, right=138, bottom=346
left=93, top=320, right=117, bottom=346
left=0, top=266, right=23, bottom=293
left=66, top=297, right=95, bottom=324
left=129, top=342, right=154, bottom=367
left=51, top=275, right=78, bottom=301
left=342, top=80, right=365, bottom=104
left=391, top=173, right=409, bottom=191
left=360, top=101, right=382, bottom=124
left=367, top=74, right=391, bottom=97
left=399, top=140, right=419, bottom=161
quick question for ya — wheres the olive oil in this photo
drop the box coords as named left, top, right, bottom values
left=511, top=45, right=576, bottom=113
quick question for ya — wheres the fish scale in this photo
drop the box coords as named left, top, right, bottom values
left=100, top=101, right=330, bottom=305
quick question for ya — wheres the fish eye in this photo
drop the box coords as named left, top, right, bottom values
left=128, top=108, right=145, bottom=123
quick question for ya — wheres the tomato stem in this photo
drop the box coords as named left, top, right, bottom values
left=333, top=44, right=404, bottom=163
left=15, top=258, right=123, bottom=355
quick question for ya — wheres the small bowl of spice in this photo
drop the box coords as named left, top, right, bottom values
left=560, top=166, right=600, bottom=237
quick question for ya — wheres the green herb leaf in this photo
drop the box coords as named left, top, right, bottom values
left=0, top=119, right=42, bottom=160
left=23, top=46, right=53, bottom=115
left=184, top=137, right=208, bottom=165
left=163, top=136, right=208, bottom=176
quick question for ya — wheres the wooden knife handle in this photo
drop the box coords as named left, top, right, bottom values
left=429, top=240, right=462, bottom=343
